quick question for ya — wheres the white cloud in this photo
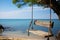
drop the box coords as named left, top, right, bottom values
left=0, top=8, right=31, bottom=19
left=0, top=6, right=58, bottom=19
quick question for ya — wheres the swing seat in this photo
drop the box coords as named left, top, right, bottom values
left=29, top=30, right=53, bottom=38
left=34, top=20, right=54, bottom=28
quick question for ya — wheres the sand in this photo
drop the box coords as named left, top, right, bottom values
left=0, top=35, right=56, bottom=40
left=0, top=36, right=44, bottom=40
left=0, top=31, right=56, bottom=40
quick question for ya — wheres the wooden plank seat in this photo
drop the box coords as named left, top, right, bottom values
left=34, top=20, right=54, bottom=28
left=29, top=30, right=53, bottom=38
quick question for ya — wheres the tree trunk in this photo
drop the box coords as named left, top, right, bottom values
left=51, top=0, right=60, bottom=20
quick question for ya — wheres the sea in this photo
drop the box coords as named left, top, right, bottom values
left=0, top=19, right=60, bottom=36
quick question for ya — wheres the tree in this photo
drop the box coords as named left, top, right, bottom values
left=12, top=0, right=60, bottom=20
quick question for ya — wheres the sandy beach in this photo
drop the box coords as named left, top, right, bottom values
left=0, top=35, right=45, bottom=40
left=0, top=31, right=56, bottom=40
left=0, top=35, right=56, bottom=40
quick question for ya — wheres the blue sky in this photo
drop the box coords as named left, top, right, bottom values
left=0, top=0, right=58, bottom=19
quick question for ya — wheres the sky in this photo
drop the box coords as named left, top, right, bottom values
left=0, top=0, right=58, bottom=19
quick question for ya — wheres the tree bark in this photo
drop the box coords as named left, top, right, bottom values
left=51, top=0, right=60, bottom=20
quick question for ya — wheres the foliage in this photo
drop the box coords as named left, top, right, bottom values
left=12, top=0, right=60, bottom=7
left=12, top=0, right=49, bottom=8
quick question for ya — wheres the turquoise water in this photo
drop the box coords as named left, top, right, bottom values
left=0, top=19, right=60, bottom=35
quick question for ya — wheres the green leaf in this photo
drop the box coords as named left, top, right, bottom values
left=17, top=4, right=21, bottom=8
left=13, top=0, right=20, bottom=4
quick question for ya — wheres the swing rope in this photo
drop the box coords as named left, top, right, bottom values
left=31, top=0, right=33, bottom=30
left=28, top=0, right=33, bottom=36
left=47, top=0, right=52, bottom=40
left=50, top=0, right=52, bottom=23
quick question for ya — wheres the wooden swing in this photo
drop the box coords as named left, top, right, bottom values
left=27, top=0, right=54, bottom=39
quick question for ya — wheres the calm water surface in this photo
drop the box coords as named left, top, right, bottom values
left=0, top=19, right=60, bottom=36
